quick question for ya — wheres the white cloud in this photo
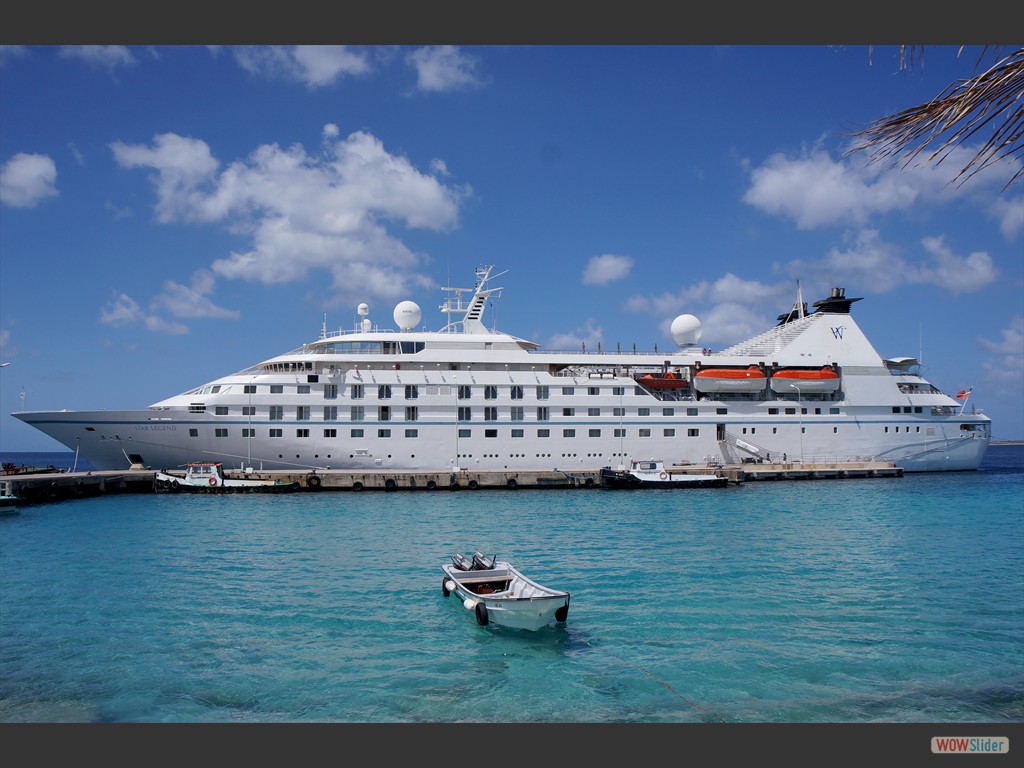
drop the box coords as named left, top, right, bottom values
left=979, top=314, right=1024, bottom=388
left=0, top=329, right=13, bottom=361
left=743, top=149, right=917, bottom=229
left=547, top=319, right=604, bottom=352
left=58, top=45, right=136, bottom=71
left=0, top=153, right=58, bottom=208
left=151, top=269, right=240, bottom=320
left=784, top=230, right=996, bottom=296
left=991, top=193, right=1024, bottom=241
left=232, top=45, right=369, bottom=87
left=110, top=133, right=220, bottom=223
left=0, top=46, right=29, bottom=63
left=98, top=291, right=188, bottom=335
left=624, top=273, right=791, bottom=346
left=583, top=254, right=633, bottom=285
left=743, top=143, right=1022, bottom=239
left=109, top=127, right=466, bottom=310
left=407, top=46, right=484, bottom=93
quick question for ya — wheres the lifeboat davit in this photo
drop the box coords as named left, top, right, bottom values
left=693, top=365, right=767, bottom=393
left=769, top=366, right=841, bottom=394
left=636, top=372, right=690, bottom=390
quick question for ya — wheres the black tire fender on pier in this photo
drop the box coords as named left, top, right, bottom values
left=506, top=478, right=517, bottom=488
left=306, top=474, right=321, bottom=489
left=468, top=479, right=479, bottom=490
left=385, top=478, right=397, bottom=490
left=584, top=477, right=595, bottom=487
left=441, top=577, right=450, bottom=597
left=475, top=602, right=489, bottom=626
left=426, top=480, right=437, bottom=490
left=352, top=481, right=363, bottom=492
left=170, top=480, right=180, bottom=491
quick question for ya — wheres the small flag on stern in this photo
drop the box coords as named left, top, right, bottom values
left=956, top=387, right=973, bottom=400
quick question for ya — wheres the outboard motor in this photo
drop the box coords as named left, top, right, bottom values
left=472, top=552, right=496, bottom=570
left=451, top=553, right=474, bottom=571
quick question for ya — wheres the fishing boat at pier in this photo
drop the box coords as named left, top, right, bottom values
left=12, top=265, right=990, bottom=473
left=601, top=459, right=727, bottom=489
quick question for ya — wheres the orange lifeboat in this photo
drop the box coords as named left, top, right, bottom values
left=693, top=365, right=767, bottom=393
left=769, top=366, right=841, bottom=394
left=636, top=371, right=690, bottom=390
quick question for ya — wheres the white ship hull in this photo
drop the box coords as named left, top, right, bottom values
left=13, top=268, right=991, bottom=474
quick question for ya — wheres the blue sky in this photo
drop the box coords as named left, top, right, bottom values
left=1, top=44, right=1022, bottom=450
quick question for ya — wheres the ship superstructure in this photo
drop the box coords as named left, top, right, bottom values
left=14, top=266, right=990, bottom=472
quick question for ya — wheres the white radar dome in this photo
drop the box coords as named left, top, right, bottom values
left=670, top=314, right=702, bottom=346
left=357, top=303, right=369, bottom=317
left=394, top=300, right=422, bottom=331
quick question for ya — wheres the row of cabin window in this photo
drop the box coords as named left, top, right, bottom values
left=233, top=384, right=630, bottom=400
left=209, top=404, right=848, bottom=420
left=203, top=427, right=704, bottom=439
left=216, top=406, right=707, bottom=420
left=200, top=423, right=926, bottom=440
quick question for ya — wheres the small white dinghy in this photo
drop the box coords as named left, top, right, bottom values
left=441, top=551, right=570, bottom=631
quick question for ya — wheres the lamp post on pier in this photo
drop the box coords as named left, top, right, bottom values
left=789, top=383, right=804, bottom=464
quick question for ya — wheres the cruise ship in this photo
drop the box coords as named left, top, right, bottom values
left=13, top=265, right=991, bottom=473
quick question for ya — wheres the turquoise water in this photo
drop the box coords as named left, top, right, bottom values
left=1, top=447, right=1021, bottom=724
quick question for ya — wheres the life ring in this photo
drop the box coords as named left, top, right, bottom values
left=385, top=478, right=397, bottom=490
left=306, top=475, right=321, bottom=489
left=352, top=481, right=363, bottom=491
left=209, top=477, right=217, bottom=486
left=475, top=602, right=489, bottom=626
left=441, top=577, right=450, bottom=597
left=659, top=471, right=668, bottom=480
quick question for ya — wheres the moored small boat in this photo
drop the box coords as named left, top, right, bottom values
left=693, top=365, right=767, bottom=393
left=601, top=459, right=727, bottom=489
left=0, top=479, right=20, bottom=514
left=154, top=462, right=299, bottom=493
left=441, top=552, right=570, bottom=631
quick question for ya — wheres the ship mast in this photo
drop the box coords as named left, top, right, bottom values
left=439, top=264, right=506, bottom=333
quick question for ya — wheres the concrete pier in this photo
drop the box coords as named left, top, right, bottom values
left=2, top=460, right=902, bottom=504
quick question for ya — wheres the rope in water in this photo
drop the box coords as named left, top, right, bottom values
left=585, top=640, right=728, bottom=723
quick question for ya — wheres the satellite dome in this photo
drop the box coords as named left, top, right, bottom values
left=357, top=303, right=369, bottom=317
left=394, top=300, right=422, bottom=332
left=670, top=314, right=702, bottom=346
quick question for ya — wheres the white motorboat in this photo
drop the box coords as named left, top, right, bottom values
left=14, top=266, right=991, bottom=473
left=441, top=552, right=570, bottom=631
left=601, top=458, right=727, bottom=489
left=0, top=479, right=20, bottom=514
left=154, top=462, right=298, bottom=493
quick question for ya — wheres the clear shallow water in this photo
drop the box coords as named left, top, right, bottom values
left=1, top=447, right=1021, bottom=723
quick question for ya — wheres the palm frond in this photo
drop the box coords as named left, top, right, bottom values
left=846, top=46, right=1024, bottom=190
